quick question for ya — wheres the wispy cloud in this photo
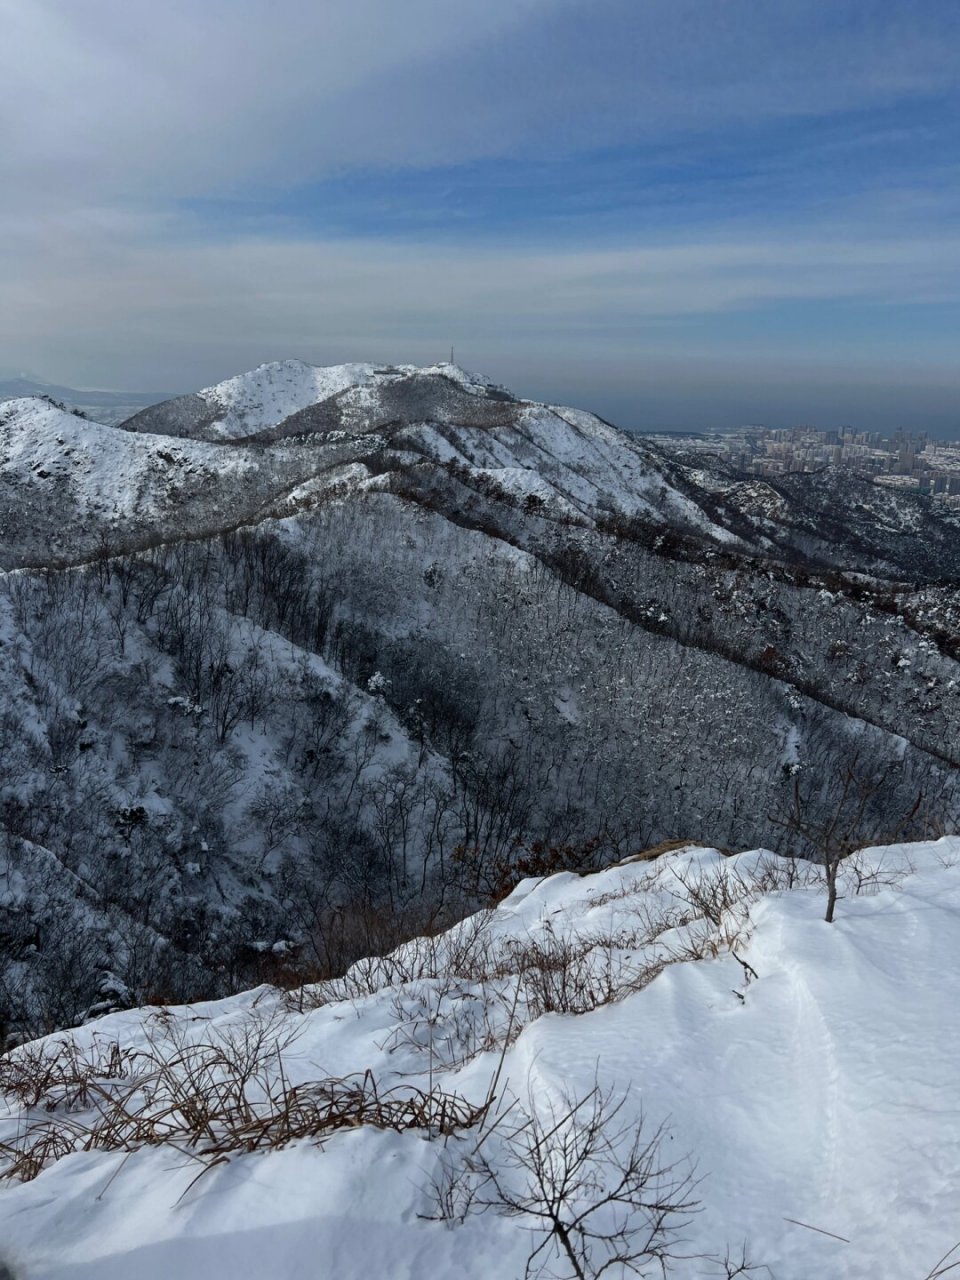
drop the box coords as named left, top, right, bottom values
left=3, top=0, right=960, bottom=429
left=4, top=216, right=958, bottom=366
left=5, top=1, right=959, bottom=204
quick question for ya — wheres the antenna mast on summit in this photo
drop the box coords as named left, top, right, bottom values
left=450, top=345, right=455, bottom=365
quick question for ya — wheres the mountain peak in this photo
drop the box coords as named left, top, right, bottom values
left=120, top=359, right=518, bottom=442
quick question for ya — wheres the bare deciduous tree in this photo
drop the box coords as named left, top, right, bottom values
left=432, top=1082, right=700, bottom=1279
left=772, top=758, right=923, bottom=923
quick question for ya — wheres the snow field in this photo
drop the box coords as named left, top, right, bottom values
left=0, top=840, right=958, bottom=1278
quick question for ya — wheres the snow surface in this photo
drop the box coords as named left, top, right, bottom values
left=199, top=361, right=383, bottom=439
left=1, top=840, right=958, bottom=1279
left=0, top=397, right=264, bottom=527
left=197, top=361, right=499, bottom=440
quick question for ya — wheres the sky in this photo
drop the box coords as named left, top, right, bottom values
left=2, top=0, right=960, bottom=434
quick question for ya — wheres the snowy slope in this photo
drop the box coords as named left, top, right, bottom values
left=1, top=840, right=957, bottom=1280
left=195, top=360, right=383, bottom=439
left=1, top=368, right=744, bottom=566
left=120, top=361, right=507, bottom=442
left=0, top=397, right=240, bottom=521
left=117, top=359, right=380, bottom=440
left=0, top=396, right=370, bottom=566
left=396, top=402, right=733, bottom=533
left=199, top=360, right=512, bottom=441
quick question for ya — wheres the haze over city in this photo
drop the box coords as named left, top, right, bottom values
left=3, top=0, right=960, bottom=433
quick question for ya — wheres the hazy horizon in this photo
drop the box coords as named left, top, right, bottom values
left=5, top=354, right=958, bottom=440
left=4, top=2, right=960, bottom=436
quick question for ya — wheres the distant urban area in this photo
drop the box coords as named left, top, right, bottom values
left=648, top=425, right=960, bottom=508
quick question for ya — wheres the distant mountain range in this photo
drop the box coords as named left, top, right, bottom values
left=0, top=376, right=172, bottom=426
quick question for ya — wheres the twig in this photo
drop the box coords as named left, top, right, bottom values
left=783, top=1217, right=849, bottom=1244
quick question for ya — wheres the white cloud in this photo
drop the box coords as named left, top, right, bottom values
left=0, top=0, right=556, bottom=210
left=4, top=0, right=958, bottom=211
left=2, top=211, right=958, bottom=385
left=3, top=0, right=960, bottom=429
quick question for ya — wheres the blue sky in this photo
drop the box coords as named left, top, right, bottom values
left=183, top=97, right=959, bottom=245
left=3, top=0, right=960, bottom=432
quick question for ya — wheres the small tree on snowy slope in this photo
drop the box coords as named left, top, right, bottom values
left=772, top=761, right=923, bottom=923
left=440, top=1083, right=701, bottom=1279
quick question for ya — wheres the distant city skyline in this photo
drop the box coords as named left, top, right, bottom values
left=3, top=2, right=960, bottom=435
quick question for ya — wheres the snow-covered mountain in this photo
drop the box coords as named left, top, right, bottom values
left=1, top=359, right=958, bottom=1047
left=121, top=360, right=513, bottom=441
left=122, top=359, right=390, bottom=441
left=0, top=396, right=303, bottom=567
left=5, top=359, right=959, bottom=575
left=0, top=365, right=723, bottom=567
left=1, top=839, right=957, bottom=1279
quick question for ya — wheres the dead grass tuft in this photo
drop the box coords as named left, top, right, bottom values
left=0, top=1012, right=488, bottom=1185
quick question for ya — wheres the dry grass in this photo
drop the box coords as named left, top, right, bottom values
left=0, top=1036, right=134, bottom=1110
left=294, top=909, right=500, bottom=1009
left=614, top=839, right=712, bottom=866
left=0, top=851, right=834, bottom=1188
left=0, top=1011, right=489, bottom=1185
left=302, top=853, right=810, bottom=1061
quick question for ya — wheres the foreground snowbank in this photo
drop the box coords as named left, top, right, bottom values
left=1, top=840, right=958, bottom=1279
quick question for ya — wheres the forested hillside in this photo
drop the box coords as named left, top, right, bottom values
left=1, top=362, right=957, bottom=1041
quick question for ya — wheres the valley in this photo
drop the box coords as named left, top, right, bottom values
left=0, top=361, right=957, bottom=1041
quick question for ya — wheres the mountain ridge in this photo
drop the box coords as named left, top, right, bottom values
left=6, top=358, right=959, bottom=580
left=0, top=357, right=957, bottom=1043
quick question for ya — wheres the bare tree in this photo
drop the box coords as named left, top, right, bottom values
left=434, top=1082, right=700, bottom=1279
left=772, top=759, right=923, bottom=923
